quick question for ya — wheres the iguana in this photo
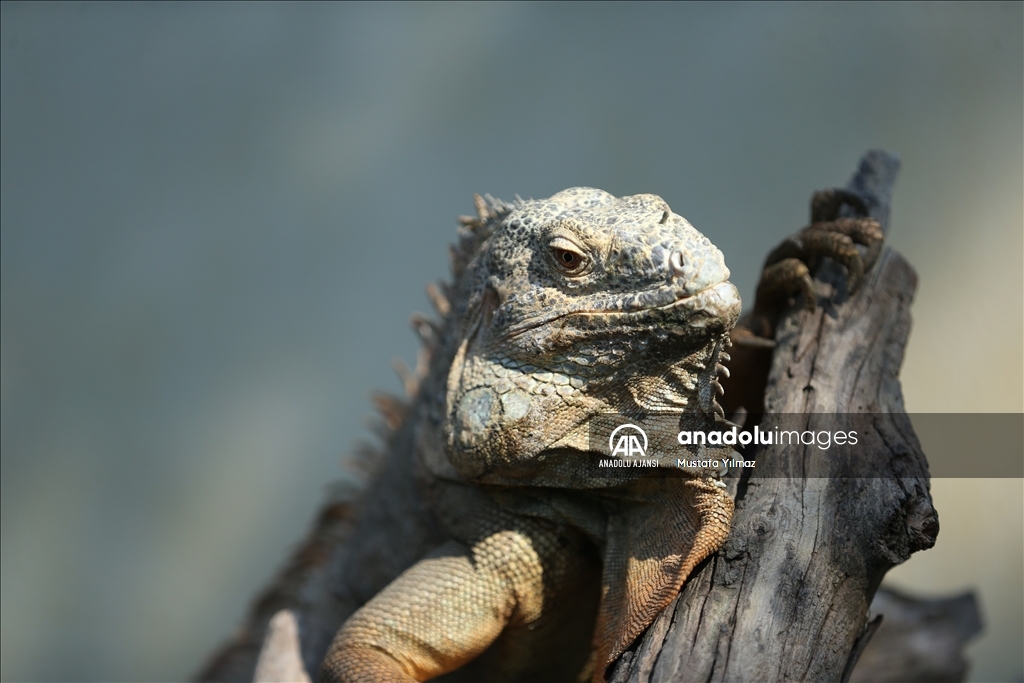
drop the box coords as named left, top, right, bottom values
left=198, top=187, right=882, bottom=683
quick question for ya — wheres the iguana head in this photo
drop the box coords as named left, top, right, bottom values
left=431, top=187, right=741, bottom=483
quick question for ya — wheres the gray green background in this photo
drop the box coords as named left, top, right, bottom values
left=2, top=3, right=1021, bottom=681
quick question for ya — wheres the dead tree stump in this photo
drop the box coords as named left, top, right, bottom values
left=608, top=151, right=941, bottom=683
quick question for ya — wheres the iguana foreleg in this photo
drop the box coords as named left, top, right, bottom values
left=321, top=539, right=515, bottom=682
left=320, top=483, right=600, bottom=683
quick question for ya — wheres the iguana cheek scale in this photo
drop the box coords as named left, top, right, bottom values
left=321, top=188, right=741, bottom=683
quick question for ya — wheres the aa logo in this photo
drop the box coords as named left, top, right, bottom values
left=609, top=424, right=648, bottom=458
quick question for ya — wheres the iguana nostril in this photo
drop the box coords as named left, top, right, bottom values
left=670, top=251, right=689, bottom=279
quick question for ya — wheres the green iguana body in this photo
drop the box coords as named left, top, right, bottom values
left=198, top=187, right=881, bottom=683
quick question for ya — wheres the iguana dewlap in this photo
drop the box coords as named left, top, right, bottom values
left=320, top=188, right=741, bottom=683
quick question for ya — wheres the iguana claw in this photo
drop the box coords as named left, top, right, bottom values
left=721, top=187, right=884, bottom=418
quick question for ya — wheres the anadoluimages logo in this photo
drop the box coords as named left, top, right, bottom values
left=608, top=424, right=648, bottom=458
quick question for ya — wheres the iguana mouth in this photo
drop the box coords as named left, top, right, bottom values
left=503, top=280, right=741, bottom=340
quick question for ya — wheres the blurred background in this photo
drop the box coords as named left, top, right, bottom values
left=1, top=3, right=1021, bottom=681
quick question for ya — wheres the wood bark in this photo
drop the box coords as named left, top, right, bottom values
left=849, top=586, right=981, bottom=683
left=608, top=151, right=943, bottom=683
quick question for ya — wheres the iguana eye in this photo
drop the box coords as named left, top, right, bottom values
left=549, top=238, right=588, bottom=275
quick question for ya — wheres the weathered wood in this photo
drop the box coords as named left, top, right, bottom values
left=253, top=610, right=312, bottom=683
left=849, top=587, right=982, bottom=683
left=609, top=151, right=941, bottom=683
